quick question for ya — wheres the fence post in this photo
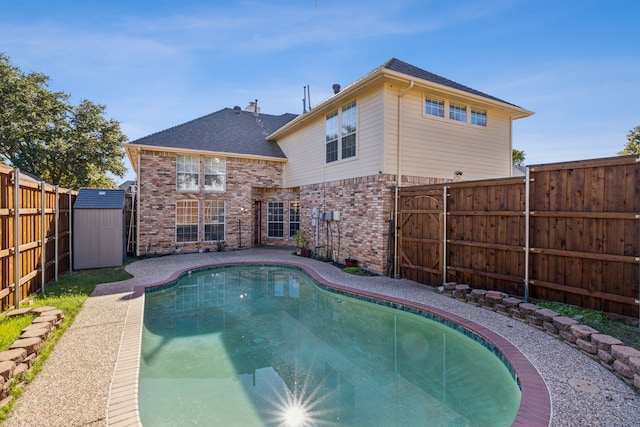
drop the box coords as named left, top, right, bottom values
left=13, top=168, right=21, bottom=308
left=69, top=188, right=73, bottom=273
left=55, top=185, right=59, bottom=281
left=41, top=182, right=46, bottom=295
left=442, top=185, right=449, bottom=285
left=524, top=167, right=531, bottom=303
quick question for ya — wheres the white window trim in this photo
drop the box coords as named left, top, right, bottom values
left=423, top=95, right=488, bottom=128
left=204, top=157, right=226, bottom=192
left=176, top=154, right=200, bottom=192
left=267, top=201, right=285, bottom=238
left=176, top=199, right=199, bottom=244
left=325, top=100, right=358, bottom=164
left=204, top=200, right=225, bottom=242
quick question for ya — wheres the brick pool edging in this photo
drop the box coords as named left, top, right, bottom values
left=106, top=261, right=552, bottom=427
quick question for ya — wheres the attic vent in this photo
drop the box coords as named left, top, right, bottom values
left=233, top=106, right=241, bottom=113
left=332, top=83, right=341, bottom=94
left=98, top=191, right=106, bottom=196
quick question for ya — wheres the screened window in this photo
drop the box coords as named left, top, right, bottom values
left=425, top=97, right=445, bottom=117
left=176, top=200, right=198, bottom=243
left=471, top=108, right=487, bottom=126
left=177, top=155, right=199, bottom=191
left=289, top=201, right=300, bottom=238
left=326, top=111, right=339, bottom=163
left=341, top=101, right=357, bottom=159
left=268, top=202, right=284, bottom=238
left=449, top=103, right=467, bottom=122
left=204, top=157, right=226, bottom=191
left=204, top=200, right=225, bottom=241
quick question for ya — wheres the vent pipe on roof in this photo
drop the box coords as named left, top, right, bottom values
left=332, top=83, right=341, bottom=94
left=233, top=106, right=242, bottom=114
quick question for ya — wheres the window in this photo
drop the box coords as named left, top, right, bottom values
left=176, top=200, right=198, bottom=243
left=326, top=111, right=339, bottom=163
left=425, top=97, right=445, bottom=117
left=204, top=200, right=225, bottom=241
left=449, top=103, right=467, bottom=122
left=325, top=101, right=357, bottom=163
left=204, top=157, right=226, bottom=191
left=341, top=101, right=357, bottom=159
left=471, top=108, right=487, bottom=127
left=268, top=202, right=284, bottom=238
left=177, top=155, right=199, bottom=191
left=289, top=201, right=300, bottom=238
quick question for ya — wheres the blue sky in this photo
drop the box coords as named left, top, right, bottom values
left=2, top=0, right=638, bottom=183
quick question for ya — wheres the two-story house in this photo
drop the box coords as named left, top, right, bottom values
left=124, top=58, right=532, bottom=273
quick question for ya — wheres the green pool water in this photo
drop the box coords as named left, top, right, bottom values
left=140, top=265, right=521, bottom=426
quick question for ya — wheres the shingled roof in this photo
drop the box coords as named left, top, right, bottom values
left=74, top=189, right=125, bottom=209
left=382, top=58, right=518, bottom=107
left=128, top=108, right=297, bottom=158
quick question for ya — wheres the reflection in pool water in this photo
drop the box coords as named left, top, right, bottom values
left=140, top=265, right=521, bottom=426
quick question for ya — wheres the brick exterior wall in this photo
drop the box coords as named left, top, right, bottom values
left=299, top=174, right=445, bottom=274
left=137, top=148, right=444, bottom=273
left=138, top=149, right=294, bottom=255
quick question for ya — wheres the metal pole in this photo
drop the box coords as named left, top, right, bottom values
left=13, top=168, right=21, bottom=308
left=442, top=185, right=448, bottom=285
left=524, top=167, right=531, bottom=303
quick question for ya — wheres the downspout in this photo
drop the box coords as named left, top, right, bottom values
left=136, top=147, right=141, bottom=257
left=394, top=80, right=414, bottom=278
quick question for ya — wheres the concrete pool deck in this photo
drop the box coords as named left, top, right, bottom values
left=3, top=247, right=639, bottom=426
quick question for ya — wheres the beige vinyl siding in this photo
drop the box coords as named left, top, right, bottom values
left=382, top=84, right=513, bottom=181
left=280, top=87, right=385, bottom=188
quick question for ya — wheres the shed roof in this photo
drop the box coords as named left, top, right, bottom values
left=127, top=108, right=297, bottom=157
left=74, top=189, right=125, bottom=209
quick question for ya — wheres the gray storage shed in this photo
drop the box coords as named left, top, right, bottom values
left=73, top=189, right=126, bottom=269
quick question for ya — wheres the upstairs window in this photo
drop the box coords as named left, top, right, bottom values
left=204, top=157, right=226, bottom=191
left=177, top=155, right=199, bottom=191
left=425, top=97, right=445, bottom=117
left=326, top=101, right=357, bottom=163
left=471, top=108, right=487, bottom=126
left=341, top=101, right=357, bottom=159
left=326, top=111, right=339, bottom=163
left=449, top=103, right=467, bottom=122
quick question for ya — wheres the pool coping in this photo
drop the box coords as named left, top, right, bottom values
left=106, top=260, right=552, bottom=427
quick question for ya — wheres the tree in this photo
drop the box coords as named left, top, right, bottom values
left=512, top=148, right=526, bottom=166
left=0, top=53, right=127, bottom=189
left=618, top=126, right=640, bottom=156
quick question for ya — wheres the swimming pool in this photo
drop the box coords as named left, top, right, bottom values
left=139, top=265, right=522, bottom=426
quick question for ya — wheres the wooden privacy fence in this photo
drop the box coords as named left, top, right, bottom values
left=398, top=155, right=640, bottom=320
left=0, top=164, right=75, bottom=309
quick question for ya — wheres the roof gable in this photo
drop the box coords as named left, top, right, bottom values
left=128, top=108, right=297, bottom=158
left=382, top=58, right=518, bottom=107
left=74, top=189, right=125, bottom=209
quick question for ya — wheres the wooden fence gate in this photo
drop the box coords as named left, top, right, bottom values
left=398, top=156, right=640, bottom=320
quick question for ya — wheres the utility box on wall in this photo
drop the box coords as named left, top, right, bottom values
left=73, top=189, right=126, bottom=269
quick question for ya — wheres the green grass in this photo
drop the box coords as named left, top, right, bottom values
left=0, top=314, right=36, bottom=352
left=536, top=301, right=640, bottom=350
left=0, top=264, right=132, bottom=420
